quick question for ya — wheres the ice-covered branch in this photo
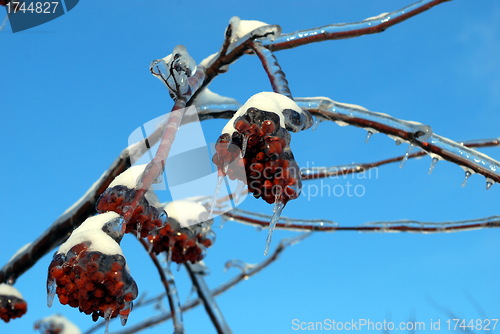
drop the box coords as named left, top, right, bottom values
left=301, top=138, right=500, bottom=180
left=138, top=239, right=184, bottom=334
left=262, top=0, right=450, bottom=51
left=250, top=42, right=292, bottom=98
left=184, top=263, right=232, bottom=334
left=298, top=97, right=500, bottom=186
left=107, top=235, right=306, bottom=334
left=223, top=210, right=500, bottom=233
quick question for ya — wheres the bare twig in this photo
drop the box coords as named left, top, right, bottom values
left=138, top=239, right=184, bottom=334
left=263, top=0, right=450, bottom=51
left=184, top=263, right=232, bottom=334
left=223, top=210, right=500, bottom=234
left=301, top=138, right=500, bottom=180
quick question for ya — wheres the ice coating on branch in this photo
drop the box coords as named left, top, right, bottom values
left=34, top=314, right=81, bottom=334
left=295, top=96, right=500, bottom=185
left=193, top=88, right=239, bottom=106
left=0, top=284, right=27, bottom=322
left=364, top=12, right=390, bottom=21
left=0, top=284, right=23, bottom=299
left=150, top=45, right=198, bottom=98
left=57, top=212, right=124, bottom=256
left=222, top=92, right=312, bottom=134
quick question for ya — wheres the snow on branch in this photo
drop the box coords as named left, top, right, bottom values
left=262, top=0, right=450, bottom=51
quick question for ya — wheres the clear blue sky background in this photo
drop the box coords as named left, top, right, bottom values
left=1, top=1, right=499, bottom=333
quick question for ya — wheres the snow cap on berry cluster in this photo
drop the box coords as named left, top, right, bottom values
left=34, top=314, right=81, bottom=334
left=0, top=284, right=23, bottom=300
left=222, top=92, right=312, bottom=135
left=57, top=212, right=124, bottom=257
left=108, top=164, right=161, bottom=207
left=165, top=200, right=211, bottom=228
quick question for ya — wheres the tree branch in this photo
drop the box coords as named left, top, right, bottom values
left=263, top=0, right=451, bottom=51
left=184, top=263, right=232, bottom=334
left=223, top=209, right=500, bottom=233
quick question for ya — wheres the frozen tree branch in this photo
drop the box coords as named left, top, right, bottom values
left=138, top=239, right=184, bottom=334
left=106, top=235, right=306, bottom=334
left=223, top=209, right=500, bottom=233
left=250, top=42, right=292, bottom=98
left=301, top=138, right=500, bottom=180
left=298, top=97, right=500, bottom=185
left=262, top=0, right=450, bottom=51
left=184, top=263, right=232, bottom=334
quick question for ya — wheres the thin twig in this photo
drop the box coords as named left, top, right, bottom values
left=184, top=263, right=232, bottom=334
left=301, top=138, right=500, bottom=180
left=223, top=211, right=500, bottom=233
left=138, top=239, right=184, bottom=334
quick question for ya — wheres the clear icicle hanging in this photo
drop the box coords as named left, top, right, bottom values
left=462, top=171, right=472, bottom=188
left=486, top=178, right=494, bottom=190
left=400, top=144, right=414, bottom=168
left=428, top=157, right=439, bottom=175
left=264, top=199, right=285, bottom=256
left=209, top=174, right=225, bottom=218
left=365, top=130, right=373, bottom=143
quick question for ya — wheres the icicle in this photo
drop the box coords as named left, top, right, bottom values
left=148, top=239, right=154, bottom=253
left=264, top=200, right=285, bottom=256
left=46, top=279, right=56, bottom=307
left=395, top=139, right=402, bottom=146
left=120, top=302, right=132, bottom=326
left=462, top=171, right=472, bottom=188
left=136, top=223, right=142, bottom=239
left=428, top=157, right=439, bottom=175
left=233, top=180, right=246, bottom=204
left=104, top=309, right=113, bottom=334
left=311, top=116, right=324, bottom=131
left=400, top=144, right=414, bottom=168
left=486, top=178, right=494, bottom=190
left=365, top=130, right=373, bottom=143
left=209, top=175, right=225, bottom=218
left=240, top=135, right=248, bottom=158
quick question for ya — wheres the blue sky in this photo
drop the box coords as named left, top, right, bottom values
left=1, top=1, right=499, bottom=333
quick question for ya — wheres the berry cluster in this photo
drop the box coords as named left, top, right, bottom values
left=48, top=213, right=137, bottom=324
left=97, top=185, right=167, bottom=238
left=213, top=107, right=302, bottom=204
left=0, top=284, right=27, bottom=323
left=48, top=243, right=137, bottom=323
left=148, top=201, right=215, bottom=264
left=34, top=315, right=81, bottom=334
